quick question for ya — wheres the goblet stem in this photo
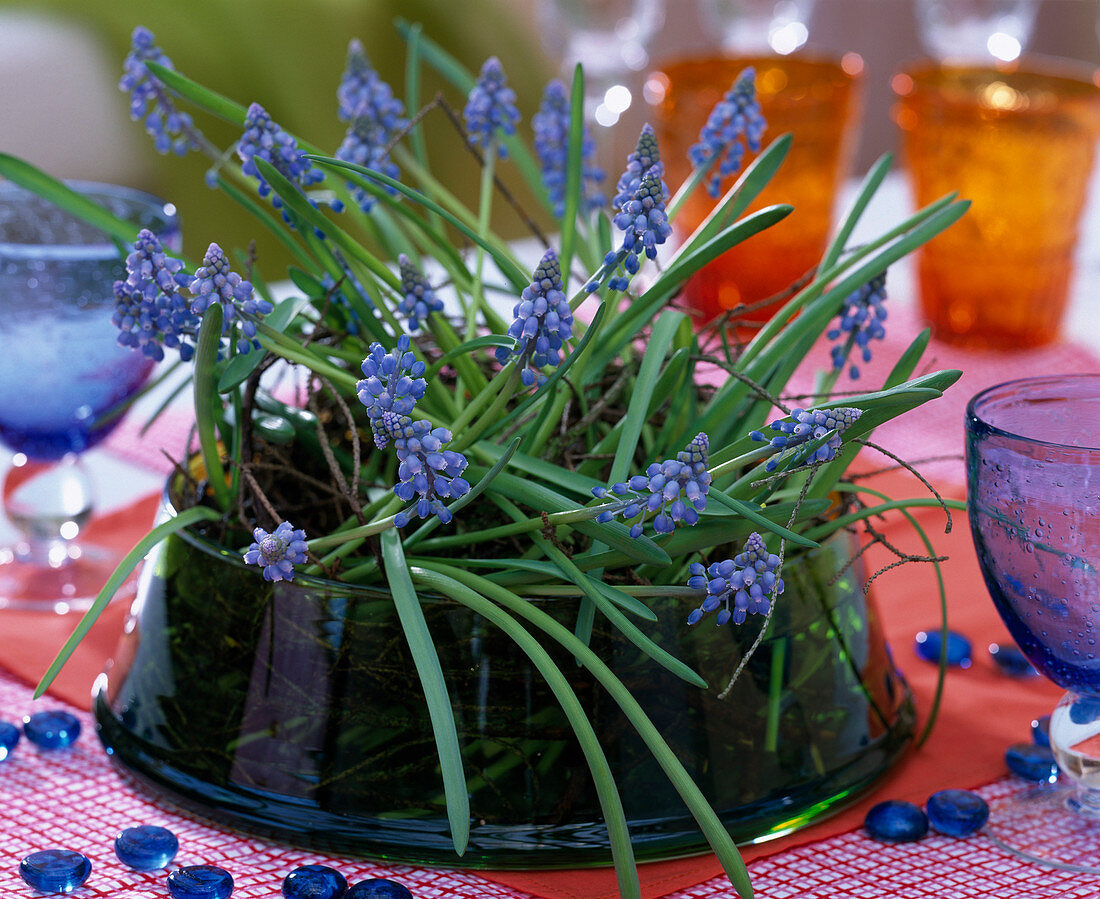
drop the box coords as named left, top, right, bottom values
left=2, top=454, right=94, bottom=554
left=1051, top=691, right=1100, bottom=817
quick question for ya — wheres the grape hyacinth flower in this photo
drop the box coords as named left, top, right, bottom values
left=243, top=522, right=309, bottom=582
left=532, top=80, right=606, bottom=218
left=119, top=26, right=201, bottom=156
left=592, top=433, right=711, bottom=538
left=686, top=533, right=784, bottom=626
left=112, top=229, right=198, bottom=362
left=750, top=407, right=863, bottom=471
left=189, top=243, right=273, bottom=353
left=334, top=40, right=407, bottom=213
left=590, top=166, right=672, bottom=293
left=496, top=250, right=574, bottom=387
left=464, top=57, right=521, bottom=159
left=397, top=255, right=444, bottom=332
left=688, top=68, right=766, bottom=198
left=612, top=124, right=664, bottom=209
left=390, top=416, right=471, bottom=527
left=238, top=103, right=325, bottom=209
left=357, top=335, right=427, bottom=449
left=828, top=273, right=888, bottom=380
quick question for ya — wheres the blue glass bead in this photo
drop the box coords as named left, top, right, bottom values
left=115, top=824, right=179, bottom=870
left=1006, top=742, right=1058, bottom=782
left=0, top=719, right=19, bottom=760
left=864, top=800, right=928, bottom=843
left=926, top=789, right=990, bottom=836
left=914, top=629, right=972, bottom=668
left=282, top=864, right=348, bottom=899
left=1032, top=714, right=1052, bottom=747
left=168, top=865, right=234, bottom=899
left=19, top=849, right=92, bottom=893
left=346, top=879, right=414, bottom=899
left=988, top=642, right=1038, bottom=678
left=23, top=710, right=81, bottom=749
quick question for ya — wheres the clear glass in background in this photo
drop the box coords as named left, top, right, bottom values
left=534, top=0, right=665, bottom=139
left=0, top=182, right=177, bottom=613
left=967, top=374, right=1100, bottom=871
left=698, top=0, right=817, bottom=56
left=915, top=0, right=1039, bottom=64
left=893, top=60, right=1100, bottom=349
left=652, top=51, right=863, bottom=326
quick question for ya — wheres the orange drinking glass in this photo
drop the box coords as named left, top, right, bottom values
left=894, top=61, right=1100, bottom=349
left=651, top=54, right=863, bottom=326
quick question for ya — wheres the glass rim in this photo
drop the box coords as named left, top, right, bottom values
left=0, top=179, right=176, bottom=261
left=893, top=54, right=1100, bottom=97
left=965, top=373, right=1100, bottom=452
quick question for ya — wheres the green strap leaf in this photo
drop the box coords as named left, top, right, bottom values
left=706, top=490, right=818, bottom=548
left=380, top=530, right=470, bottom=855
left=409, top=567, right=641, bottom=899
left=146, top=61, right=249, bottom=126
left=35, top=505, right=222, bottom=698
left=218, top=296, right=311, bottom=393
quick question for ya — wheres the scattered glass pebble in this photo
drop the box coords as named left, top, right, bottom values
left=1006, top=742, right=1058, bottom=782
left=926, top=789, right=990, bottom=836
left=914, top=629, right=972, bottom=667
left=863, top=800, right=929, bottom=843
left=282, top=864, right=348, bottom=899
left=988, top=642, right=1037, bottom=678
left=0, top=719, right=19, bottom=761
left=115, top=824, right=179, bottom=870
left=1032, top=714, right=1051, bottom=747
left=19, top=849, right=92, bottom=894
left=23, top=710, right=81, bottom=749
left=347, top=879, right=414, bottom=899
left=168, top=864, right=234, bottom=899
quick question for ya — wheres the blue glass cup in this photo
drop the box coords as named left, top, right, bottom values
left=0, top=181, right=178, bottom=612
left=967, top=374, right=1100, bottom=870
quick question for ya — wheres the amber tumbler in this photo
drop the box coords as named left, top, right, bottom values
left=652, top=54, right=863, bottom=326
left=894, top=61, right=1100, bottom=349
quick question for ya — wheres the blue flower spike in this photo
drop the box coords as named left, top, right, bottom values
left=749, top=406, right=862, bottom=472
left=119, top=26, right=201, bottom=156
left=496, top=249, right=575, bottom=387
left=19, top=850, right=92, bottom=894
left=112, top=229, right=198, bottom=362
left=689, top=67, right=766, bottom=198
left=243, top=522, right=309, bottom=582
left=926, top=789, right=989, bottom=837
left=864, top=800, right=928, bottom=843
left=827, top=273, right=888, bottom=380
left=282, top=864, right=348, bottom=899
left=592, top=433, right=711, bottom=538
left=238, top=102, right=325, bottom=209
left=334, top=39, right=407, bottom=213
left=347, top=879, right=413, bottom=899
left=396, top=256, right=444, bottom=332
left=391, top=417, right=471, bottom=527
left=189, top=243, right=272, bottom=354
left=533, top=79, right=605, bottom=217
left=612, top=124, right=664, bottom=210
left=686, top=532, right=785, bottom=626
left=464, top=57, right=520, bottom=159
left=357, top=335, right=428, bottom=449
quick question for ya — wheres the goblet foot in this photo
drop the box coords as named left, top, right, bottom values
left=0, top=539, right=120, bottom=614
left=986, top=784, right=1100, bottom=873
left=986, top=692, right=1100, bottom=873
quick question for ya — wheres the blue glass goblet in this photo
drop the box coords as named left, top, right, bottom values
left=967, top=373, right=1100, bottom=871
left=0, top=181, right=178, bottom=612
